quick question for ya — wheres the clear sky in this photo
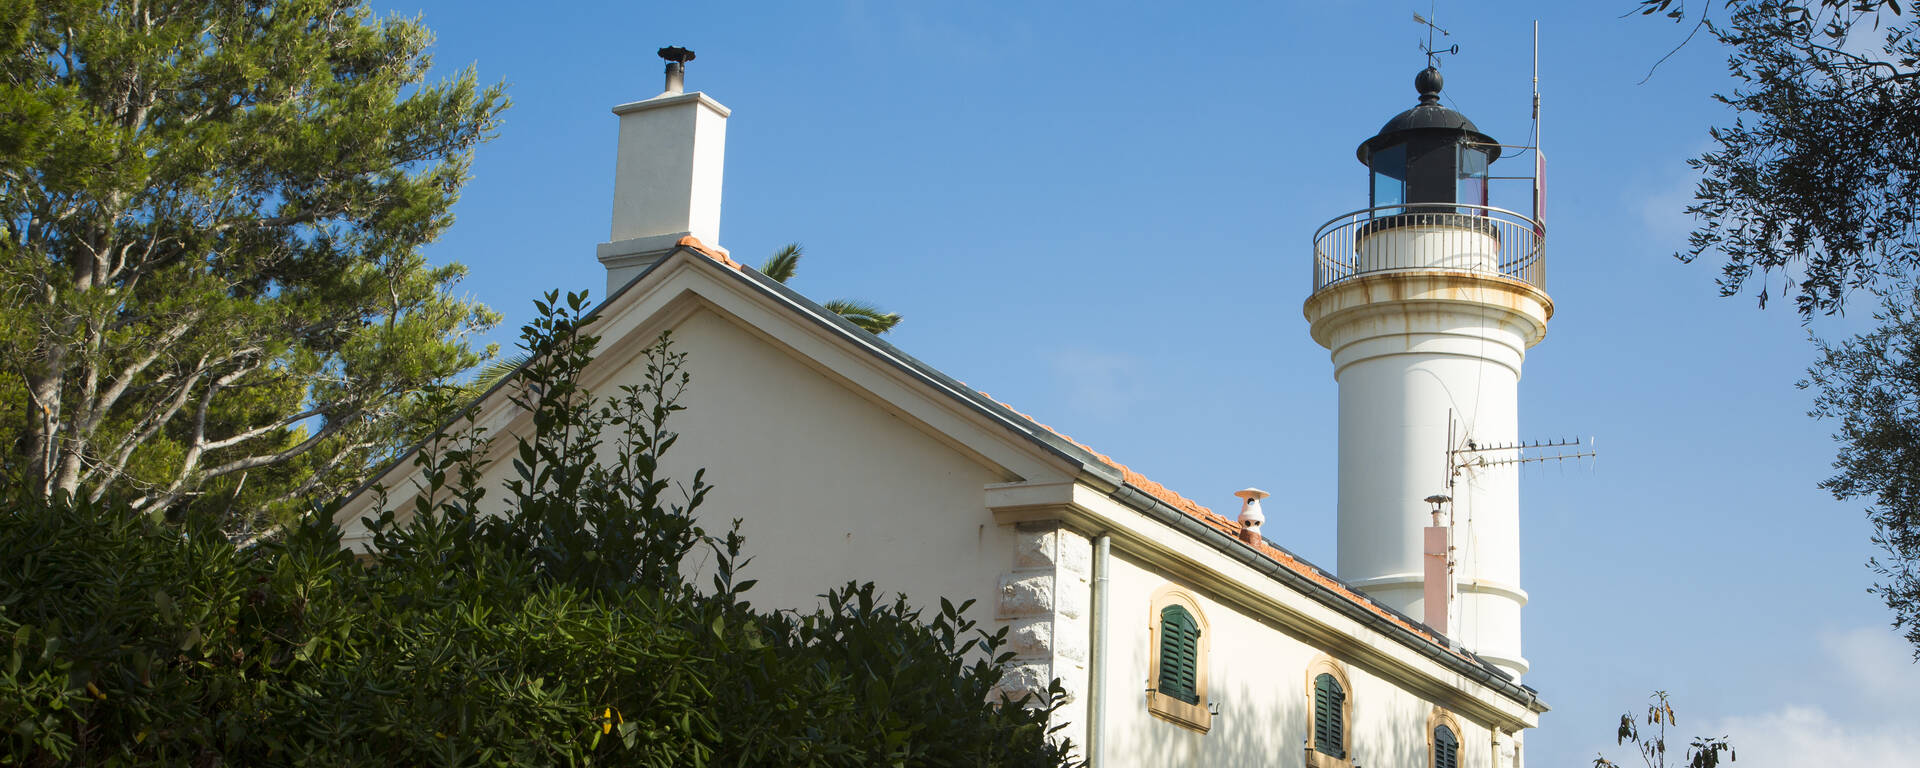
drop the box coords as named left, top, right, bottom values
left=370, top=1, right=1920, bottom=764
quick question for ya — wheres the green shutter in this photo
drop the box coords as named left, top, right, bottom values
left=1435, top=724, right=1459, bottom=768
left=1313, top=673, right=1346, bottom=758
left=1157, top=605, right=1201, bottom=705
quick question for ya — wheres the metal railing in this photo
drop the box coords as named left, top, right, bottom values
left=1311, top=204, right=1545, bottom=294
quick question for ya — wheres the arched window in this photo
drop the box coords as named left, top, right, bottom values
left=1313, top=673, right=1346, bottom=757
left=1428, top=708, right=1466, bottom=768
left=1147, top=586, right=1210, bottom=732
left=1433, top=724, right=1460, bottom=768
left=1305, top=655, right=1353, bottom=768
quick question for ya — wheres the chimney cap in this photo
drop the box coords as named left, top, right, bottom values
left=658, top=46, right=696, bottom=64
left=1235, top=488, right=1268, bottom=543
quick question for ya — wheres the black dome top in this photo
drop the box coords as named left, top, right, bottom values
left=1356, top=67, right=1497, bottom=165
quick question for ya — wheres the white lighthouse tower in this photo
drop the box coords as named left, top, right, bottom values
left=1303, top=67, right=1551, bottom=680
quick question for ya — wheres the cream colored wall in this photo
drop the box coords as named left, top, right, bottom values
left=1099, top=550, right=1498, bottom=768
left=355, top=298, right=1031, bottom=618
left=336, top=256, right=1081, bottom=635
left=634, top=306, right=1021, bottom=613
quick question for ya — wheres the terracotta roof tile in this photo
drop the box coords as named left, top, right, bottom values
left=975, top=390, right=1469, bottom=662
left=676, top=235, right=742, bottom=271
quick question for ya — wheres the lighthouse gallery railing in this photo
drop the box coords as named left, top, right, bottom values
left=1311, top=204, right=1545, bottom=294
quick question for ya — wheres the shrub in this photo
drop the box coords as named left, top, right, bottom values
left=0, top=291, right=1077, bottom=767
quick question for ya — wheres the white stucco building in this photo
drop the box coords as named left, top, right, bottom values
left=337, top=52, right=1552, bottom=768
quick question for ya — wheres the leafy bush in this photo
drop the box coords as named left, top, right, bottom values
left=0, top=292, right=1077, bottom=767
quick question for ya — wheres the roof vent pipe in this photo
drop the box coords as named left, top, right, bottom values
left=659, top=46, right=694, bottom=95
left=1234, top=488, right=1270, bottom=545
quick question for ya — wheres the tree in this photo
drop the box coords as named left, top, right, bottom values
left=0, top=292, right=1076, bottom=766
left=0, top=0, right=506, bottom=530
left=760, top=242, right=903, bottom=334
left=1803, top=288, right=1920, bottom=654
left=1638, top=0, right=1920, bottom=652
left=1639, top=0, right=1917, bottom=317
left=1593, top=691, right=1736, bottom=768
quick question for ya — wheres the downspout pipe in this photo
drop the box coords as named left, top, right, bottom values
left=1087, top=534, right=1111, bottom=766
left=1101, top=482, right=1544, bottom=713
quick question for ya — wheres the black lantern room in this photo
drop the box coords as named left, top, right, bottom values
left=1357, top=67, right=1498, bottom=213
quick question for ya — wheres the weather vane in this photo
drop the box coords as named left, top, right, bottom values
left=1414, top=9, right=1459, bottom=68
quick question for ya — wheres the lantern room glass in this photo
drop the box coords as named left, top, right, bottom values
left=1370, top=143, right=1407, bottom=214
left=1456, top=144, right=1489, bottom=211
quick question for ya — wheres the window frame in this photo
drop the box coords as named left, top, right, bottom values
left=1157, top=604, right=1202, bottom=705
left=1428, top=707, right=1466, bottom=768
left=1146, top=585, right=1211, bottom=733
left=1304, top=655, right=1354, bottom=768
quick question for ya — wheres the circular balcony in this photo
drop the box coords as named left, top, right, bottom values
left=1311, top=204, right=1545, bottom=294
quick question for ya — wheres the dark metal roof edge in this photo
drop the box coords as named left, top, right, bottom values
left=709, top=259, right=1127, bottom=486
left=1356, top=123, right=1501, bottom=166
left=343, top=246, right=1125, bottom=509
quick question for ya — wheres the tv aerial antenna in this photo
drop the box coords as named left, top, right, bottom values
left=1414, top=7, right=1459, bottom=69
left=1441, top=410, right=1597, bottom=492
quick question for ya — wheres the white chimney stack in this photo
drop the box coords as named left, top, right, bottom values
left=597, top=46, right=729, bottom=293
left=1234, top=488, right=1270, bottom=545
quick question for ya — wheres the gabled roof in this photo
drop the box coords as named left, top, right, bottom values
left=341, top=236, right=1542, bottom=713
left=659, top=237, right=1544, bottom=713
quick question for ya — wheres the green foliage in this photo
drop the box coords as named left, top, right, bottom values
left=0, top=291, right=1077, bottom=766
left=760, top=242, right=804, bottom=284
left=1640, top=0, right=1920, bottom=654
left=0, top=0, right=507, bottom=530
left=757, top=243, right=903, bottom=334
left=1593, top=691, right=1735, bottom=768
left=1640, top=0, right=1919, bottom=316
left=1804, top=288, right=1920, bottom=655
left=822, top=298, right=905, bottom=335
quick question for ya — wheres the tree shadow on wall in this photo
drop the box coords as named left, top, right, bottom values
left=1112, top=658, right=1468, bottom=767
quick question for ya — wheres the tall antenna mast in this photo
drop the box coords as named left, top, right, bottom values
left=1532, top=20, right=1544, bottom=227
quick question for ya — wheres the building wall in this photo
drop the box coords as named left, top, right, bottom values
left=596, top=305, right=1027, bottom=617
left=1098, top=549, right=1498, bottom=768
left=334, top=261, right=1533, bottom=765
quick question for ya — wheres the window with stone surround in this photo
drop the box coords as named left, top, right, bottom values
left=1305, top=655, right=1353, bottom=768
left=1429, top=707, right=1465, bottom=768
left=1146, top=585, right=1210, bottom=732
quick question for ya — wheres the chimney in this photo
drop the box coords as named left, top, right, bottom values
left=596, top=46, right=729, bottom=293
left=1422, top=494, right=1453, bottom=636
left=1234, top=488, right=1270, bottom=545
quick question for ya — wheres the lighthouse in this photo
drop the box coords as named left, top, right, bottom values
left=1303, top=67, right=1550, bottom=680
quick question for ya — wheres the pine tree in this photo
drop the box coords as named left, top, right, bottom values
left=0, top=0, right=508, bottom=530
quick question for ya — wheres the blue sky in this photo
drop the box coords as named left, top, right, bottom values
left=372, top=1, right=1920, bottom=764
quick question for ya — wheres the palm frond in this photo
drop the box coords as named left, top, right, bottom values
left=822, top=299, right=902, bottom=335
left=759, top=243, right=802, bottom=283
left=461, top=352, right=530, bottom=399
